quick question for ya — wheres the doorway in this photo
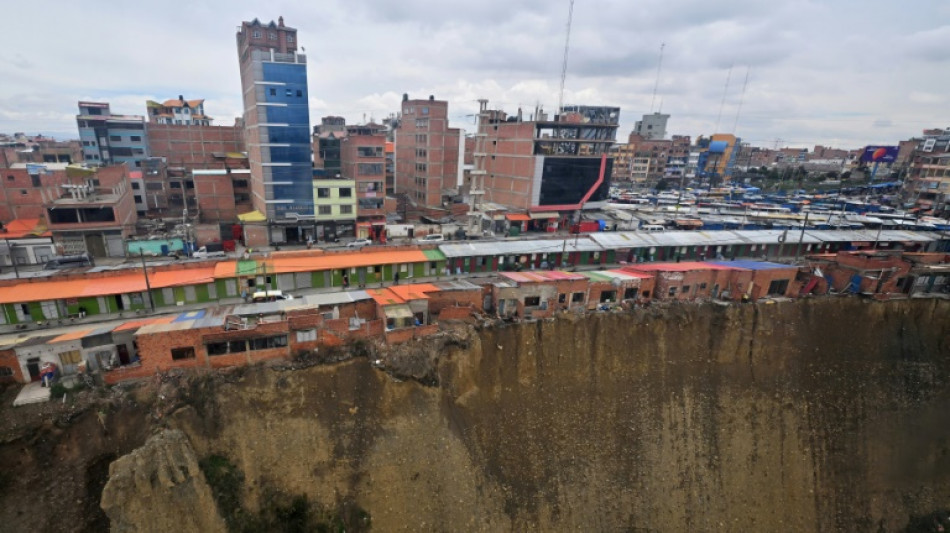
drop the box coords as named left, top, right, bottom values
left=27, top=357, right=40, bottom=382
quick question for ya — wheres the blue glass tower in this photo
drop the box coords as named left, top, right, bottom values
left=237, top=17, right=313, bottom=221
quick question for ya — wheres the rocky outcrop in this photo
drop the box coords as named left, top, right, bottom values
left=100, top=430, right=226, bottom=533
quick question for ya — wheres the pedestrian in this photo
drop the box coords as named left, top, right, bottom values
left=342, top=273, right=349, bottom=289
left=394, top=271, right=400, bottom=285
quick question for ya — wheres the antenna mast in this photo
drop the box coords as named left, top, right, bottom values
left=715, top=63, right=733, bottom=132
left=557, top=0, right=575, bottom=117
left=650, top=43, right=665, bottom=113
left=732, top=67, right=750, bottom=134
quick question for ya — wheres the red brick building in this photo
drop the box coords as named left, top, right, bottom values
left=394, top=95, right=460, bottom=212
left=341, top=124, right=388, bottom=220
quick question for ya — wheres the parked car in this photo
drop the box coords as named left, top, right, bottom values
left=44, top=253, right=94, bottom=270
left=347, top=239, right=372, bottom=248
left=417, top=234, right=445, bottom=243
left=250, top=290, right=294, bottom=303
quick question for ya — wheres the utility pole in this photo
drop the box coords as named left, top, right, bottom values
left=794, top=211, right=810, bottom=262
left=140, top=250, right=155, bottom=311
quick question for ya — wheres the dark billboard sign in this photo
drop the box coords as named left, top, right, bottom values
left=860, top=145, right=899, bottom=164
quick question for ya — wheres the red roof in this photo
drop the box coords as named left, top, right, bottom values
left=500, top=271, right=586, bottom=283
left=505, top=213, right=531, bottom=222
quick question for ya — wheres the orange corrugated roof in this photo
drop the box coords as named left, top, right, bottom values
left=366, top=288, right=404, bottom=306
left=149, top=267, right=216, bottom=288
left=161, top=98, right=204, bottom=108
left=388, top=283, right=440, bottom=301
left=2, top=218, right=51, bottom=239
left=49, top=329, right=94, bottom=343
left=505, top=213, right=531, bottom=222
left=264, top=250, right=429, bottom=275
left=114, top=315, right=176, bottom=332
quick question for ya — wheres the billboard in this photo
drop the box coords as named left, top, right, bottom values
left=860, top=145, right=899, bottom=164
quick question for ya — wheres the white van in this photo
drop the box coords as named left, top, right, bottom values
left=418, top=234, right=445, bottom=242
left=251, top=290, right=294, bottom=303
left=641, top=224, right=666, bottom=232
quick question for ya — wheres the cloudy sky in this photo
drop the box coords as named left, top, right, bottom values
left=2, top=0, right=949, bottom=149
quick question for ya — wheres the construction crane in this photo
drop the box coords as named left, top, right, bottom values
left=556, top=0, right=575, bottom=117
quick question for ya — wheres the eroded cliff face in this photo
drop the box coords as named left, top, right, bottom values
left=154, top=298, right=950, bottom=532
left=2, top=298, right=948, bottom=532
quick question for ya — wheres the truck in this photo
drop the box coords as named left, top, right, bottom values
left=192, top=244, right=227, bottom=259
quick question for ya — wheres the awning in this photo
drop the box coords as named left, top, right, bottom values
left=505, top=214, right=531, bottom=222
left=382, top=304, right=413, bottom=319
left=238, top=210, right=267, bottom=222
left=529, top=212, right=560, bottom=219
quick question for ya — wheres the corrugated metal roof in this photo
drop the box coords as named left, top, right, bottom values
left=439, top=237, right=601, bottom=258
left=708, top=260, right=799, bottom=271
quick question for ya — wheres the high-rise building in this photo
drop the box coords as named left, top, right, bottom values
left=633, top=112, right=669, bottom=140
left=394, top=94, right=460, bottom=212
left=76, top=102, right=149, bottom=168
left=236, top=16, right=313, bottom=235
left=474, top=103, right=618, bottom=220
left=341, top=124, right=388, bottom=220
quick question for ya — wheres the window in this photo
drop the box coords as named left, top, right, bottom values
left=317, top=187, right=330, bottom=198
left=415, top=134, right=427, bottom=143
left=229, top=340, right=247, bottom=353
left=415, top=118, right=428, bottom=128
left=422, top=106, right=429, bottom=115
left=668, top=287, right=677, bottom=297
left=318, top=205, right=332, bottom=215
left=415, top=163, right=427, bottom=172
left=130, top=135, right=142, bottom=142
left=269, top=32, right=277, bottom=40
left=682, top=285, right=691, bottom=295
left=269, top=88, right=276, bottom=96
left=31, top=175, right=41, bottom=187
left=357, top=146, right=383, bottom=157
left=233, top=179, right=248, bottom=188
left=700, top=283, right=707, bottom=290
left=296, top=90, right=302, bottom=97
left=767, top=279, right=790, bottom=295
left=207, top=342, right=228, bottom=355
left=558, top=293, right=567, bottom=303
left=0, top=367, right=12, bottom=377
left=338, top=188, right=352, bottom=198
left=340, top=205, right=353, bottom=214
left=358, top=163, right=383, bottom=175
left=131, top=181, right=141, bottom=190
left=171, top=347, right=196, bottom=360
left=286, top=89, right=293, bottom=97
left=109, top=135, right=121, bottom=142
left=253, top=30, right=261, bottom=38
left=296, top=329, right=317, bottom=342
left=642, top=291, right=651, bottom=298
left=287, top=35, right=294, bottom=43
left=524, top=296, right=541, bottom=307
left=59, top=350, right=81, bottom=365
left=416, top=148, right=427, bottom=158
left=572, top=292, right=585, bottom=303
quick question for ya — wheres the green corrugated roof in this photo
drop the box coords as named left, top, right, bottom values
left=236, top=260, right=258, bottom=276
left=422, top=249, right=446, bottom=260
left=579, top=271, right=612, bottom=282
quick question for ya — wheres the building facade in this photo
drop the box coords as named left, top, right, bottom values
left=902, top=128, right=950, bottom=216
left=341, top=124, right=387, bottom=219
left=394, top=95, right=460, bottom=212
left=146, top=97, right=212, bottom=126
left=237, top=17, right=314, bottom=237
left=633, top=112, right=669, bottom=140
left=76, top=102, right=149, bottom=168
left=474, top=104, right=619, bottom=215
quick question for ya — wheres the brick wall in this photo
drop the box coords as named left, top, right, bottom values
left=0, top=349, right=26, bottom=384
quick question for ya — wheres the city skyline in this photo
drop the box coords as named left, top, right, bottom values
left=2, top=0, right=949, bottom=148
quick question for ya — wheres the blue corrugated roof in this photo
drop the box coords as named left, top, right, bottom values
left=708, top=260, right=797, bottom=271
left=173, top=310, right=206, bottom=322
left=708, top=141, right=729, bottom=153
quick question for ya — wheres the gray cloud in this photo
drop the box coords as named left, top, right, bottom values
left=1, top=0, right=948, bottom=148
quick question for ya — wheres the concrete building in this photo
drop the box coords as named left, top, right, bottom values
left=146, top=97, right=212, bottom=126
left=76, top=102, right=149, bottom=168
left=902, top=128, right=950, bottom=216
left=237, top=16, right=314, bottom=242
left=394, top=94, right=460, bottom=213
left=633, top=112, right=669, bottom=140
left=0, top=135, right=81, bottom=166
left=473, top=103, right=619, bottom=222
left=44, top=165, right=137, bottom=258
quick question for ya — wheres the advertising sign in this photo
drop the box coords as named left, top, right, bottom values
left=860, top=145, right=899, bottom=164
